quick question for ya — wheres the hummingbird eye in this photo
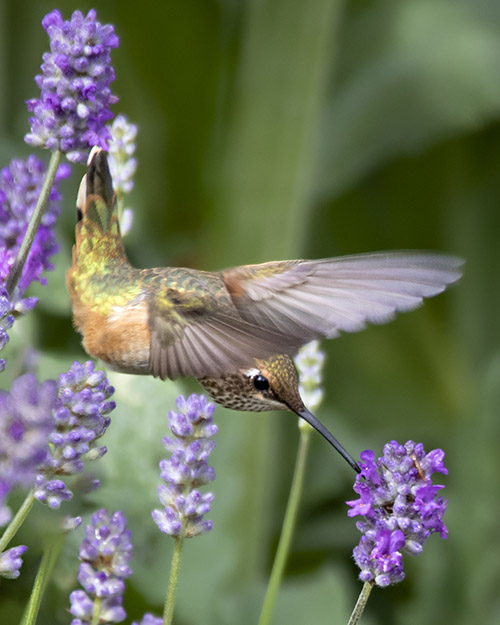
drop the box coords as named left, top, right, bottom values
left=253, top=374, right=270, bottom=391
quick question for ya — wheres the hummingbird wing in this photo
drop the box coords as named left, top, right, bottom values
left=222, top=252, right=463, bottom=340
left=147, top=271, right=293, bottom=380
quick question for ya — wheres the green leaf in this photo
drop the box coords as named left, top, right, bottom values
left=317, top=0, right=500, bottom=198
left=212, top=566, right=355, bottom=625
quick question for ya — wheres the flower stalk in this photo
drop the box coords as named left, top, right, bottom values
left=163, top=535, right=184, bottom=625
left=20, top=530, right=66, bottom=625
left=257, top=425, right=312, bottom=625
left=347, top=581, right=373, bottom=625
left=0, top=490, right=35, bottom=554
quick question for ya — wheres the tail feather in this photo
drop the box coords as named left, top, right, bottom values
left=76, top=146, right=116, bottom=233
left=69, top=147, right=128, bottom=295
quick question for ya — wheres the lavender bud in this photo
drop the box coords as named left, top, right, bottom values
left=0, top=156, right=69, bottom=359
left=0, top=374, right=57, bottom=518
left=294, top=340, right=325, bottom=413
left=25, top=9, right=119, bottom=163
left=35, top=361, right=115, bottom=508
left=132, top=615, right=163, bottom=625
left=108, top=114, right=138, bottom=196
left=152, top=394, right=217, bottom=539
left=69, top=510, right=132, bottom=624
left=0, top=545, right=28, bottom=579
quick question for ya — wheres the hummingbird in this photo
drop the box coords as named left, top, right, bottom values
left=66, top=147, right=463, bottom=473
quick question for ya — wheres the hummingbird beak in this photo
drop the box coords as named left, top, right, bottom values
left=296, top=407, right=361, bottom=474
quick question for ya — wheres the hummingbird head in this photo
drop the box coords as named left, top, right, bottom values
left=199, top=354, right=305, bottom=414
left=199, top=354, right=360, bottom=473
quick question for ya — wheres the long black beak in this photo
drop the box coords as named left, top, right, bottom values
left=297, top=408, right=361, bottom=473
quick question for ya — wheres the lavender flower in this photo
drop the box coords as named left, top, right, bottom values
left=34, top=361, right=115, bottom=508
left=294, top=339, right=325, bottom=412
left=347, top=440, right=448, bottom=587
left=0, top=374, right=57, bottom=522
left=108, top=114, right=138, bottom=196
left=0, top=288, right=14, bottom=372
left=25, top=9, right=119, bottom=163
left=152, top=394, right=217, bottom=538
left=108, top=114, right=138, bottom=236
left=132, top=615, right=163, bottom=625
left=69, top=509, right=132, bottom=624
left=0, top=157, right=68, bottom=287
left=63, top=515, right=83, bottom=532
left=0, top=545, right=28, bottom=579
left=0, top=155, right=69, bottom=361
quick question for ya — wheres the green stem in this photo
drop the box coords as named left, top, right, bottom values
left=90, top=597, right=102, bottom=625
left=163, top=535, right=185, bottom=625
left=257, top=425, right=312, bottom=625
left=0, top=489, right=35, bottom=553
left=21, top=531, right=65, bottom=625
left=347, top=582, right=373, bottom=625
left=5, top=150, right=62, bottom=298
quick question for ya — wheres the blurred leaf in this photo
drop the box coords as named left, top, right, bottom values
left=317, top=0, right=500, bottom=198
left=214, top=566, right=355, bottom=625
left=272, top=567, right=354, bottom=625
left=209, top=0, right=343, bottom=264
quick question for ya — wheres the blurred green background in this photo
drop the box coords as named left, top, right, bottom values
left=1, top=0, right=499, bottom=623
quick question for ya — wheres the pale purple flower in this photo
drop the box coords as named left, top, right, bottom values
left=347, top=440, right=448, bottom=587
left=108, top=114, right=138, bottom=236
left=69, top=509, right=132, bottom=624
left=294, top=340, right=325, bottom=412
left=0, top=155, right=69, bottom=291
left=0, top=374, right=57, bottom=522
left=0, top=155, right=69, bottom=362
left=0, top=545, right=28, bottom=579
left=0, top=287, right=14, bottom=371
left=25, top=9, right=119, bottom=163
left=34, top=361, right=115, bottom=508
left=152, top=394, right=217, bottom=538
left=63, top=515, right=83, bottom=532
left=108, top=114, right=138, bottom=196
left=132, top=615, right=163, bottom=625
left=70, top=591, right=125, bottom=625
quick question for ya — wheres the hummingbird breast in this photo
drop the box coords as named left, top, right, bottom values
left=71, top=293, right=152, bottom=375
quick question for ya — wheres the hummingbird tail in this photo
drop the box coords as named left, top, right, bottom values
left=76, top=146, right=117, bottom=234
left=298, top=407, right=361, bottom=473
left=67, top=147, right=129, bottom=304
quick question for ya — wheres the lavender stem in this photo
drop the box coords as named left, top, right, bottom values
left=347, top=581, right=373, bottom=625
left=0, top=490, right=35, bottom=554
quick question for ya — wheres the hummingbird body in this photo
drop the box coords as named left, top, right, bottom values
left=67, top=148, right=463, bottom=472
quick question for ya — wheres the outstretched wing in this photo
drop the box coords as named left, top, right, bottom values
left=222, top=252, right=463, bottom=339
left=148, top=252, right=463, bottom=380
left=147, top=270, right=293, bottom=380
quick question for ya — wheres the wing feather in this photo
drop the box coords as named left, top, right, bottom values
left=149, top=313, right=294, bottom=380
left=224, top=252, right=463, bottom=339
